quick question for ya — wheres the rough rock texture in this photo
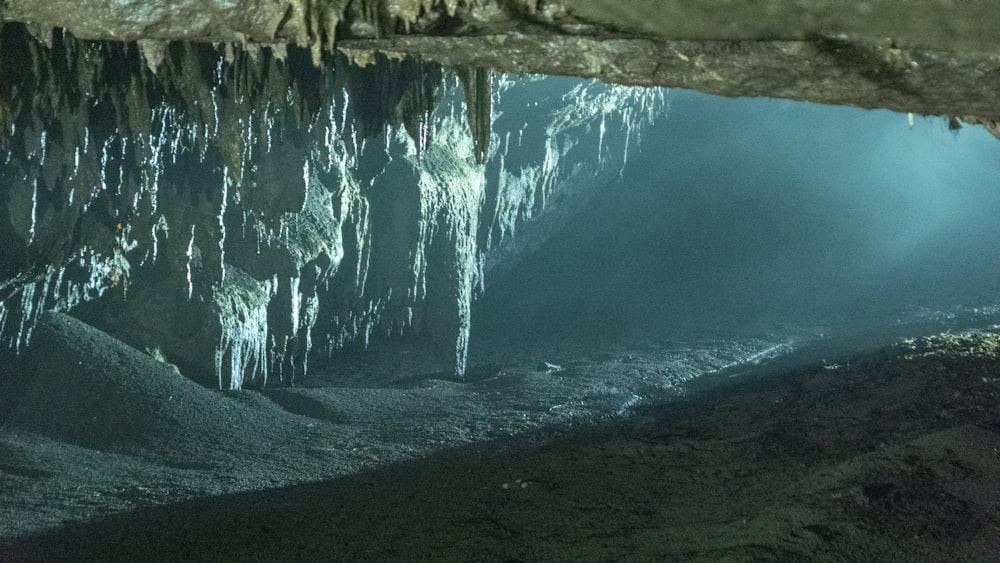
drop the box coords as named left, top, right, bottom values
left=3, top=323, right=1000, bottom=560
left=3, top=0, right=339, bottom=44
left=342, top=34, right=1000, bottom=121
left=0, top=22, right=661, bottom=386
left=4, top=1, right=1000, bottom=120
left=560, top=0, right=1000, bottom=52
left=6, top=0, right=999, bottom=51
left=0, top=23, right=347, bottom=387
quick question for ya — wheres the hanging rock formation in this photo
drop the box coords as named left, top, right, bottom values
left=10, top=0, right=992, bottom=389
left=2, top=1, right=999, bottom=120
left=0, top=22, right=664, bottom=387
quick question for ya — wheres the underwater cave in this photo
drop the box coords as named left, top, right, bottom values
left=1, top=2, right=1000, bottom=560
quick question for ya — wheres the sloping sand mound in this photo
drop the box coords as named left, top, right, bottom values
left=2, top=325, right=1000, bottom=561
left=1, top=312, right=306, bottom=467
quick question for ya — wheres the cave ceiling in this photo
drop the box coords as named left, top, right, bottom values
left=2, top=0, right=999, bottom=121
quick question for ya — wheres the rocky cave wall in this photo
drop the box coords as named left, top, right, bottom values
left=2, top=0, right=1000, bottom=122
left=0, top=21, right=663, bottom=388
left=4, top=0, right=997, bottom=390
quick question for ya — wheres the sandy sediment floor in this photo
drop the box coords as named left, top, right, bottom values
left=1, top=313, right=1000, bottom=561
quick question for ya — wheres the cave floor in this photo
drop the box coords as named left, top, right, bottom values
left=2, top=316, right=1000, bottom=561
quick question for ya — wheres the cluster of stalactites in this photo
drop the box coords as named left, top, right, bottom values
left=350, top=0, right=537, bottom=36
left=315, top=117, right=484, bottom=377
left=476, top=81, right=668, bottom=284
left=174, top=0, right=542, bottom=69
left=0, top=23, right=341, bottom=377
left=0, top=14, right=656, bottom=389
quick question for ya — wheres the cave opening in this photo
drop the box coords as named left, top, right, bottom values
left=2, top=19, right=1000, bottom=561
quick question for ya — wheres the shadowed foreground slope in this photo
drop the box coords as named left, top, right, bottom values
left=3, top=325, right=1000, bottom=561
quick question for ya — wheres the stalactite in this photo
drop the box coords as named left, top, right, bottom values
left=344, top=52, right=442, bottom=145
left=413, top=120, right=484, bottom=375
left=0, top=19, right=666, bottom=388
left=458, top=66, right=492, bottom=165
left=0, top=23, right=344, bottom=385
left=302, top=0, right=346, bottom=66
left=213, top=268, right=274, bottom=390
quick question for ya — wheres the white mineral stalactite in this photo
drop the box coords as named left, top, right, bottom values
left=620, top=106, right=632, bottom=173
left=0, top=32, right=675, bottom=390
left=39, top=130, right=47, bottom=166
left=146, top=215, right=169, bottom=265
left=413, top=119, right=485, bottom=375
left=319, top=74, right=671, bottom=374
left=27, top=178, right=37, bottom=245
left=213, top=275, right=274, bottom=389
left=70, top=147, right=80, bottom=183
left=480, top=78, right=668, bottom=282
left=598, top=114, right=606, bottom=160
left=298, top=295, right=318, bottom=378
left=268, top=274, right=302, bottom=383
left=15, top=279, right=38, bottom=352
left=185, top=225, right=196, bottom=300
left=289, top=275, right=302, bottom=332
left=98, top=137, right=111, bottom=198
left=116, top=137, right=127, bottom=195
left=348, top=190, right=372, bottom=296
left=217, top=168, right=228, bottom=283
